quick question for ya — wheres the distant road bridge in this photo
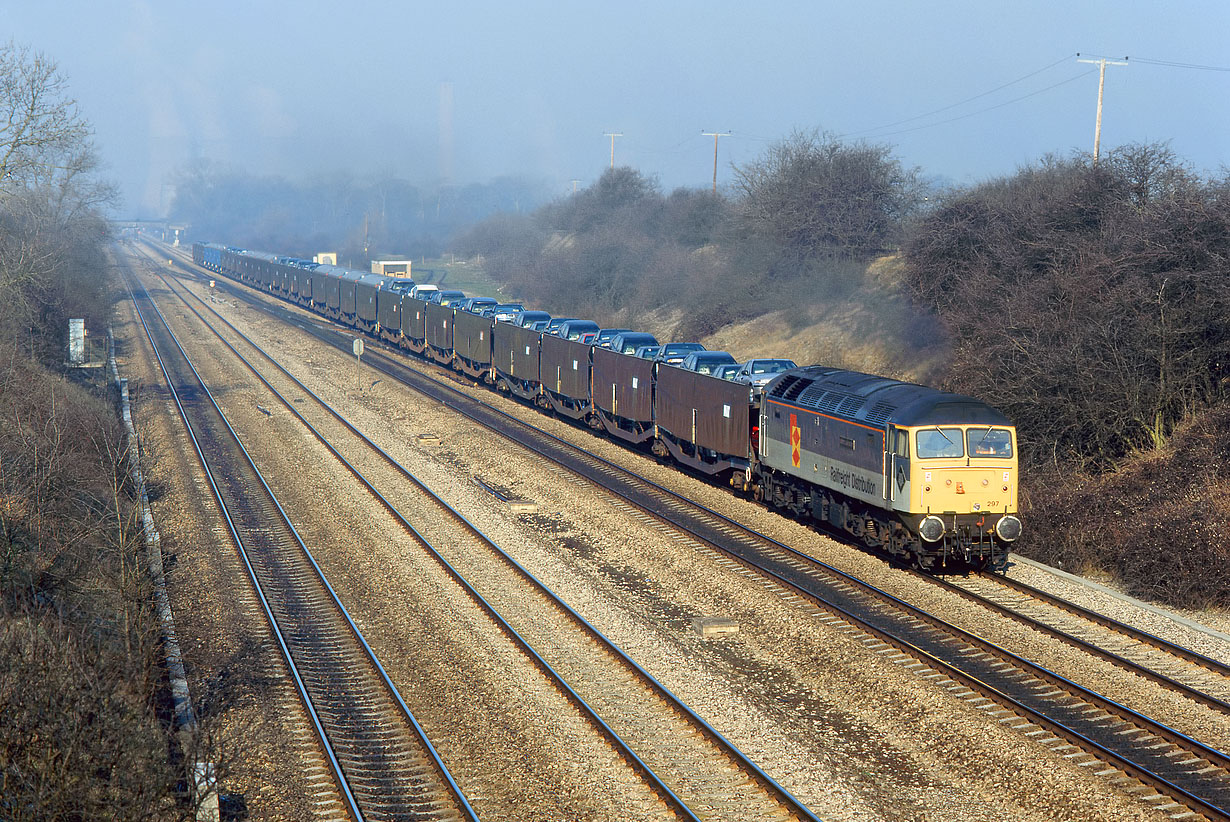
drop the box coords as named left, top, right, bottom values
left=113, top=219, right=189, bottom=246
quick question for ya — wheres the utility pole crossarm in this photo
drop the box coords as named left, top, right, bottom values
left=1076, top=54, right=1128, bottom=165
left=603, top=132, right=623, bottom=168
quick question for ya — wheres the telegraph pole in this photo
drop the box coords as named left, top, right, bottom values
left=701, top=131, right=731, bottom=193
left=603, top=132, right=623, bottom=168
left=571, top=179, right=581, bottom=193
left=1076, top=54, right=1128, bottom=165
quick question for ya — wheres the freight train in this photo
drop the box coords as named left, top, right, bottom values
left=193, top=242, right=1022, bottom=570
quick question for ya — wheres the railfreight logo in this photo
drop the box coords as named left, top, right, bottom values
left=790, top=413, right=801, bottom=467
left=830, top=466, right=877, bottom=496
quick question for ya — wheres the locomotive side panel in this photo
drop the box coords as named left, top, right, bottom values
left=761, top=398, right=886, bottom=508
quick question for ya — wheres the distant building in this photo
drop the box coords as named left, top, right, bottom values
left=314, top=252, right=337, bottom=265
left=371, top=258, right=413, bottom=278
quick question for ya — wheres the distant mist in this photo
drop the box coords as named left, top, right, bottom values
left=169, top=160, right=554, bottom=264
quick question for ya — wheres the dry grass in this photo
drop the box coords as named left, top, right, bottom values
left=682, top=254, right=951, bottom=382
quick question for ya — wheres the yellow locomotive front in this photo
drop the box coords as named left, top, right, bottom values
left=757, top=366, right=1022, bottom=571
left=892, top=422, right=1022, bottom=566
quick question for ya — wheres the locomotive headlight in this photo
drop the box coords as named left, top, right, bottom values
left=919, top=515, right=946, bottom=543
left=995, top=515, right=1022, bottom=542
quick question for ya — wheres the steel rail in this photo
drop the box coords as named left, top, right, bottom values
left=152, top=263, right=823, bottom=822
left=919, top=571, right=1230, bottom=715
left=123, top=258, right=478, bottom=822
left=122, top=264, right=365, bottom=820
left=986, top=570, right=1230, bottom=675
left=157, top=243, right=1230, bottom=820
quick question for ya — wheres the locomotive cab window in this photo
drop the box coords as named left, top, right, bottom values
left=892, top=428, right=909, bottom=457
left=967, top=427, right=1013, bottom=458
left=916, top=427, right=964, bottom=459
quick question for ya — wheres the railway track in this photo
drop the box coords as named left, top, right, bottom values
left=121, top=254, right=478, bottom=822
left=152, top=243, right=1230, bottom=819
left=927, top=571, right=1230, bottom=713
left=139, top=250, right=824, bottom=822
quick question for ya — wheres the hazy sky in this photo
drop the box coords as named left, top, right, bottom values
left=5, top=1, right=1228, bottom=217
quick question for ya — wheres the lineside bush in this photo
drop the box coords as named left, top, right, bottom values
left=1024, top=403, right=1230, bottom=608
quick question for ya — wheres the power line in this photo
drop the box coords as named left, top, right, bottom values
left=635, top=133, right=703, bottom=158
left=1130, top=56, right=1230, bottom=72
left=855, top=69, right=1096, bottom=139
left=844, top=54, right=1076, bottom=137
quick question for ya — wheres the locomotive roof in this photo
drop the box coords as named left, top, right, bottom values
left=764, top=365, right=1012, bottom=428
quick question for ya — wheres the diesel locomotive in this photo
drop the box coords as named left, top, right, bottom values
left=193, top=241, right=1021, bottom=570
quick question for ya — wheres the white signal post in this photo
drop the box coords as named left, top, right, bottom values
left=353, top=337, right=364, bottom=391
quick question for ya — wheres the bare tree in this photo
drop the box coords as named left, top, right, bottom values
left=0, top=44, right=221, bottom=817
left=0, top=43, right=92, bottom=198
left=904, top=144, right=1230, bottom=469
left=733, top=128, right=922, bottom=260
